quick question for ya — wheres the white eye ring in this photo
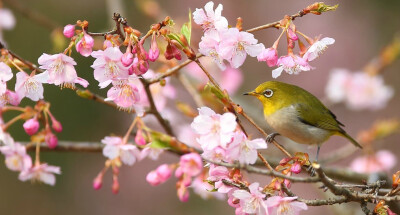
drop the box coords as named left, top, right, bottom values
left=263, top=89, right=273, bottom=98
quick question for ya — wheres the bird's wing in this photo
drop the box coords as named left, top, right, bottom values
left=295, top=103, right=344, bottom=132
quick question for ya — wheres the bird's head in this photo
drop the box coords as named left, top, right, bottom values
left=244, top=81, right=293, bottom=116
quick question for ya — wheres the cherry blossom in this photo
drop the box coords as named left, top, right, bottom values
left=325, top=69, right=394, bottom=110
left=0, top=62, right=13, bottom=94
left=101, top=136, right=140, bottom=166
left=191, top=107, right=237, bottom=150
left=231, top=132, right=267, bottom=165
left=146, top=164, right=173, bottom=186
left=271, top=55, right=312, bottom=78
left=76, top=33, right=94, bottom=57
left=148, top=33, right=160, bottom=62
left=38, top=53, right=88, bottom=88
left=207, top=164, right=233, bottom=193
left=219, top=28, right=264, bottom=68
left=257, top=47, right=278, bottom=67
left=0, top=142, right=32, bottom=172
left=198, top=29, right=226, bottom=70
left=105, top=80, right=144, bottom=115
left=265, top=196, right=308, bottom=215
left=350, top=150, right=397, bottom=173
left=192, top=174, right=225, bottom=200
left=193, top=1, right=228, bottom=31
left=176, top=153, right=203, bottom=177
left=0, top=90, right=20, bottom=107
left=63, top=24, right=75, bottom=38
left=18, top=163, right=61, bottom=186
left=233, top=182, right=268, bottom=215
left=303, top=37, right=335, bottom=61
left=139, top=144, right=164, bottom=160
left=91, top=46, right=129, bottom=88
left=15, top=71, right=48, bottom=102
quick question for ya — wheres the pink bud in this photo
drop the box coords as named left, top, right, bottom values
left=177, top=184, right=189, bottom=202
left=156, top=164, right=172, bottom=182
left=135, top=129, right=147, bottom=146
left=257, top=48, right=278, bottom=67
left=93, top=173, right=103, bottom=190
left=175, top=166, right=183, bottom=178
left=138, top=60, right=149, bottom=74
left=287, top=28, right=298, bottom=41
left=45, top=132, right=58, bottom=149
left=103, top=40, right=113, bottom=49
left=23, top=118, right=40, bottom=135
left=112, top=177, right=120, bottom=194
left=164, top=43, right=174, bottom=60
left=146, top=171, right=161, bottom=186
left=121, top=52, right=134, bottom=67
left=172, top=44, right=182, bottom=60
left=63, top=24, right=75, bottom=38
left=148, top=34, right=159, bottom=62
left=51, top=119, right=63, bottom=133
left=290, top=162, right=301, bottom=174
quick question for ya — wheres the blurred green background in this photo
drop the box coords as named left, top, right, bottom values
left=1, top=0, right=400, bottom=214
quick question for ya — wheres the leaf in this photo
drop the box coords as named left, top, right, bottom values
left=166, top=33, right=185, bottom=47
left=317, top=3, right=339, bottom=13
left=180, top=9, right=192, bottom=46
left=149, top=130, right=172, bottom=149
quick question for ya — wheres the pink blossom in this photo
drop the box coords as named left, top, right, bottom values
left=0, top=129, right=15, bottom=145
left=257, top=48, right=278, bottom=67
left=287, top=28, right=298, bottom=41
left=15, top=71, right=48, bottom=102
left=50, top=115, right=63, bottom=133
left=104, top=80, right=144, bottom=115
left=207, top=164, right=233, bottom=193
left=177, top=153, right=203, bottom=177
left=303, top=37, right=335, bottom=61
left=219, top=28, right=264, bottom=68
left=148, top=33, right=160, bottom=62
left=18, top=163, right=61, bottom=186
left=146, top=164, right=173, bottom=186
left=91, top=47, right=129, bottom=88
left=139, top=144, right=164, bottom=160
left=0, top=90, right=20, bottom=106
left=231, top=132, right=267, bottom=165
left=0, top=62, right=13, bottom=95
left=272, top=55, right=313, bottom=78
left=233, top=182, right=268, bottom=215
left=199, top=29, right=226, bottom=70
left=193, top=1, right=228, bottom=31
left=325, top=69, right=394, bottom=110
left=291, top=162, right=302, bottom=174
left=23, top=118, right=40, bottom=135
left=191, top=107, right=237, bottom=150
left=101, top=136, right=140, bottom=166
left=266, top=196, right=308, bottom=215
left=38, top=53, right=88, bottom=87
left=350, top=150, right=397, bottom=173
left=184, top=61, right=243, bottom=95
left=76, top=33, right=94, bottom=57
left=63, top=24, right=75, bottom=38
left=0, top=142, right=32, bottom=171
left=0, top=8, right=16, bottom=30
left=146, top=170, right=161, bottom=186
left=192, top=174, right=226, bottom=200
left=164, top=43, right=181, bottom=60
left=134, top=129, right=147, bottom=146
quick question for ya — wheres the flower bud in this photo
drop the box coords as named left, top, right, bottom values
left=112, top=177, right=120, bottom=194
left=45, top=132, right=58, bottom=149
left=138, top=60, right=149, bottom=75
left=51, top=119, right=63, bottom=133
left=148, top=34, right=160, bottom=62
left=257, top=48, right=278, bottom=67
left=177, top=184, right=189, bottom=202
left=121, top=52, right=134, bottom=67
left=23, top=118, right=40, bottom=135
left=63, top=24, right=75, bottom=38
left=287, top=28, right=298, bottom=41
left=135, top=129, right=147, bottom=146
left=93, top=173, right=103, bottom=190
left=76, top=33, right=94, bottom=57
left=290, top=162, right=302, bottom=174
left=146, top=171, right=161, bottom=186
left=156, top=164, right=172, bottom=182
left=164, top=43, right=174, bottom=60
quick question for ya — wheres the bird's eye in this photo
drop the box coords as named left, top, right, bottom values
left=263, top=89, right=273, bottom=98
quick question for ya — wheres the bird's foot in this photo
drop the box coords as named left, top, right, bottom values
left=266, top=132, right=280, bottom=143
left=307, top=165, right=316, bottom=177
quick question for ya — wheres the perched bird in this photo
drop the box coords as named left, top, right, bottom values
left=244, top=81, right=362, bottom=161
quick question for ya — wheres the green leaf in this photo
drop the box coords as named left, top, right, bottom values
left=180, top=9, right=192, bottom=46
left=166, top=33, right=184, bottom=47
left=149, top=130, right=172, bottom=149
left=204, top=82, right=226, bottom=100
left=317, top=3, right=338, bottom=13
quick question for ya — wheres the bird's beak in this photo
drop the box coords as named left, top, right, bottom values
left=243, top=91, right=257, bottom=96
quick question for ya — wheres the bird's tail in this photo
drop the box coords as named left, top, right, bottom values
left=340, top=132, right=362, bottom=148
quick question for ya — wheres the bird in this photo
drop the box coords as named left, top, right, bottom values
left=244, top=81, right=362, bottom=162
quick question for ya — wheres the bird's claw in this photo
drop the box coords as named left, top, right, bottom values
left=307, top=165, right=316, bottom=177
left=266, top=133, right=280, bottom=143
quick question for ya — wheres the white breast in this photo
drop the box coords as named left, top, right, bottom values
left=265, top=105, right=331, bottom=145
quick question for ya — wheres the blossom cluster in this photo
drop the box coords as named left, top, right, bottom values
left=194, top=1, right=335, bottom=78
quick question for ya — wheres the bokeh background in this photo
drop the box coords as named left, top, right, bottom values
left=1, top=0, right=400, bottom=214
